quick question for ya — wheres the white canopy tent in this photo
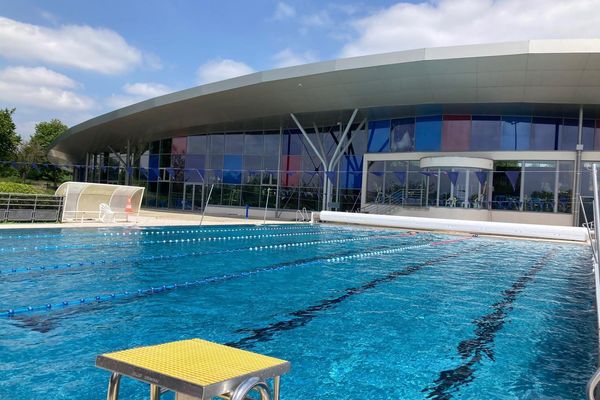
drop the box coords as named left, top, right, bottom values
left=55, top=182, right=144, bottom=222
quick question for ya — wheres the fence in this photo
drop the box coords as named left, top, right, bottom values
left=0, top=193, right=63, bottom=223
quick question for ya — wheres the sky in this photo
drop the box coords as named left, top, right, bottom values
left=1, top=0, right=600, bottom=139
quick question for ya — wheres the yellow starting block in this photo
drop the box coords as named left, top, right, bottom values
left=96, top=338, right=290, bottom=400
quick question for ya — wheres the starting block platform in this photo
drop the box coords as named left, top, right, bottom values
left=96, top=338, right=290, bottom=400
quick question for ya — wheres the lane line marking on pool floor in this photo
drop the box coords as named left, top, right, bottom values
left=422, top=249, right=557, bottom=400
left=227, top=237, right=477, bottom=349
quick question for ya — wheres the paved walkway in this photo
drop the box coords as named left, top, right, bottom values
left=0, top=209, right=300, bottom=230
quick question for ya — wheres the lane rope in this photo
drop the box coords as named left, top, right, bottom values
left=2, top=235, right=468, bottom=318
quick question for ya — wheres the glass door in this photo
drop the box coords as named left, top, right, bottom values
left=183, top=183, right=204, bottom=211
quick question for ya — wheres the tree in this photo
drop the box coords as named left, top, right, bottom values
left=0, top=108, right=21, bottom=161
left=31, top=119, right=68, bottom=150
left=18, top=119, right=68, bottom=184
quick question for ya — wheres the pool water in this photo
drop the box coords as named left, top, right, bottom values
left=0, top=224, right=596, bottom=399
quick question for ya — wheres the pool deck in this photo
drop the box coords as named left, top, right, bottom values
left=0, top=209, right=300, bottom=230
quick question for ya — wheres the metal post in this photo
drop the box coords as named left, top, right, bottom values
left=275, top=126, right=282, bottom=217
left=574, top=105, right=584, bottom=226
left=273, top=376, right=281, bottom=400
left=84, top=153, right=89, bottom=182
left=591, top=164, right=600, bottom=354
left=149, top=384, right=161, bottom=400
left=263, top=188, right=271, bottom=224
left=200, top=184, right=214, bottom=226
left=125, top=139, right=131, bottom=186
left=106, top=372, right=121, bottom=400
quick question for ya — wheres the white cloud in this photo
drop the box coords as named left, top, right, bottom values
left=0, top=66, right=77, bottom=88
left=273, top=2, right=296, bottom=20
left=301, top=11, right=332, bottom=28
left=0, top=66, right=94, bottom=111
left=196, top=58, right=255, bottom=84
left=0, top=16, right=144, bottom=74
left=273, top=48, right=318, bottom=68
left=107, top=82, right=172, bottom=108
left=341, top=0, right=600, bottom=57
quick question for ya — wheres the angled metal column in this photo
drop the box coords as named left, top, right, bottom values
left=291, top=109, right=359, bottom=211
left=326, top=109, right=358, bottom=210
left=290, top=113, right=328, bottom=210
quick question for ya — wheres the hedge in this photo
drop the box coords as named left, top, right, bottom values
left=0, top=182, right=47, bottom=194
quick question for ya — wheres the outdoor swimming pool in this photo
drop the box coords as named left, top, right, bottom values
left=0, top=224, right=597, bottom=399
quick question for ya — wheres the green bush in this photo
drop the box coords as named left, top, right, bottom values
left=0, top=181, right=47, bottom=194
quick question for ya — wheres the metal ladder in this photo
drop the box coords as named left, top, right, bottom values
left=295, top=207, right=309, bottom=222
left=584, top=164, right=600, bottom=399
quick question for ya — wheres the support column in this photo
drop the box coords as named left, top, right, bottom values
left=84, top=153, right=89, bottom=182
left=125, top=139, right=131, bottom=186
left=573, top=105, right=584, bottom=226
left=275, top=126, right=282, bottom=216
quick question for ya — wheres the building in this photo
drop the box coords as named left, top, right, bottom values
left=48, top=39, right=600, bottom=226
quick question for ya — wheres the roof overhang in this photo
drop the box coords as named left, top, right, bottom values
left=49, top=39, right=600, bottom=164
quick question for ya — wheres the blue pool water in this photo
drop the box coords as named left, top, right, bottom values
left=0, top=224, right=597, bottom=399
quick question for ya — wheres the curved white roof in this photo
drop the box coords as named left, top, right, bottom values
left=49, top=39, right=600, bottom=164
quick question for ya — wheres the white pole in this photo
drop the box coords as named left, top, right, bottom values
left=263, top=188, right=271, bottom=224
left=200, top=184, right=214, bottom=226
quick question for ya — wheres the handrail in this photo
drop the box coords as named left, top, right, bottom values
left=199, top=184, right=214, bottom=226
left=589, top=368, right=600, bottom=400
left=587, top=163, right=600, bottom=399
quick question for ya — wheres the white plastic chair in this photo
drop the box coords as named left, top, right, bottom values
left=99, top=203, right=115, bottom=223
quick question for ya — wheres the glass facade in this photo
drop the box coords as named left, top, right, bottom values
left=83, top=112, right=600, bottom=215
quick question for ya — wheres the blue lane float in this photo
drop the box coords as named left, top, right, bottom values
left=0, top=231, right=415, bottom=275
left=3, top=236, right=465, bottom=318
left=0, top=223, right=319, bottom=241
left=0, top=229, right=329, bottom=254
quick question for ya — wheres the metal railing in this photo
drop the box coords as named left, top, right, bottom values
left=586, top=163, right=600, bottom=400
left=295, top=207, right=309, bottom=222
left=0, top=192, right=63, bottom=223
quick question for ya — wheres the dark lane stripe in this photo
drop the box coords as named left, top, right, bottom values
left=422, top=250, right=557, bottom=400
left=226, top=239, right=477, bottom=349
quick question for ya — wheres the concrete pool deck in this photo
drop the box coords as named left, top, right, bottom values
left=0, top=209, right=300, bottom=230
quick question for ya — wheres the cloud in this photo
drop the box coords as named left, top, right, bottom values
left=0, top=16, right=144, bottom=74
left=340, top=0, right=600, bottom=57
left=273, top=2, right=296, bottom=20
left=107, top=82, right=172, bottom=108
left=196, top=58, right=255, bottom=84
left=273, top=48, right=318, bottom=68
left=0, top=66, right=77, bottom=88
left=0, top=66, right=94, bottom=111
left=301, top=11, right=332, bottom=28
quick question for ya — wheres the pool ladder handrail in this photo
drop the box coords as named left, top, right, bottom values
left=295, top=207, right=309, bottom=222
left=586, top=163, right=600, bottom=400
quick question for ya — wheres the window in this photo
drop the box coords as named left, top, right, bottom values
left=390, top=118, right=415, bottom=152
left=187, top=135, right=208, bottom=154
left=501, top=116, right=531, bottom=150
left=209, top=134, right=224, bottom=154
left=492, top=161, right=522, bottom=210
left=415, top=116, right=442, bottom=151
left=223, top=155, right=242, bottom=184
left=523, top=161, right=555, bottom=212
left=530, top=117, right=559, bottom=150
left=171, top=137, right=187, bottom=155
left=367, top=120, right=390, bottom=152
left=442, top=115, right=470, bottom=151
left=244, top=132, right=264, bottom=155
left=282, top=130, right=302, bottom=155
left=224, top=132, right=244, bottom=154
left=559, top=119, right=595, bottom=151
left=471, top=116, right=500, bottom=150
